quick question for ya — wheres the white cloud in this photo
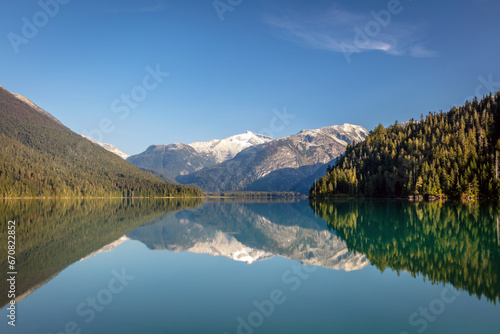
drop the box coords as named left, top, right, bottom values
left=263, top=8, right=438, bottom=60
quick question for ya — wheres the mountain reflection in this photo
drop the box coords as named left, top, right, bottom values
left=127, top=201, right=369, bottom=271
left=311, top=200, right=500, bottom=304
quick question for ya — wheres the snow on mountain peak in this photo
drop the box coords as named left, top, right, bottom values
left=80, top=134, right=130, bottom=159
left=296, top=123, right=368, bottom=146
left=189, top=131, right=273, bottom=163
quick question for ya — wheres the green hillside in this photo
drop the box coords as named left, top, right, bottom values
left=0, top=86, right=202, bottom=197
left=311, top=92, right=500, bottom=199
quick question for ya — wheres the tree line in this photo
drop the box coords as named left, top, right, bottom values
left=311, top=92, right=500, bottom=198
left=0, top=87, right=203, bottom=198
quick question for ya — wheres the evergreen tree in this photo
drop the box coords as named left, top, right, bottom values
left=310, top=92, right=500, bottom=199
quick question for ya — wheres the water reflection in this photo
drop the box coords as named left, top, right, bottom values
left=311, top=200, right=500, bottom=304
left=0, top=198, right=202, bottom=307
left=127, top=201, right=368, bottom=270
left=3, top=197, right=499, bottom=312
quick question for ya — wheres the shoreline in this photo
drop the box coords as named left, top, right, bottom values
left=0, top=196, right=203, bottom=200
left=308, top=195, right=498, bottom=201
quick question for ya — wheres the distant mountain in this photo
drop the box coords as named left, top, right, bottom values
left=80, top=134, right=130, bottom=159
left=127, top=131, right=273, bottom=179
left=189, top=131, right=273, bottom=163
left=127, top=143, right=218, bottom=180
left=0, top=85, right=201, bottom=197
left=178, top=124, right=368, bottom=193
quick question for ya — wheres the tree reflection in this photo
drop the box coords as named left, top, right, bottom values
left=311, top=200, right=500, bottom=304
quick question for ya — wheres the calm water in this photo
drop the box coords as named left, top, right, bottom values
left=1, top=199, right=499, bottom=334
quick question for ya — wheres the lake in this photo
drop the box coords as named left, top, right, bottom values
left=1, top=199, right=499, bottom=334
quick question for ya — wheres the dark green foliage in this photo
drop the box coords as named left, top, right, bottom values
left=311, top=200, right=500, bottom=303
left=0, top=87, right=202, bottom=197
left=310, top=93, right=500, bottom=198
left=138, top=167, right=180, bottom=184
left=0, top=198, right=202, bottom=307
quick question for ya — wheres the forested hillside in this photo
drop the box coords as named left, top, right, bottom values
left=0, top=86, right=202, bottom=197
left=310, top=92, right=500, bottom=198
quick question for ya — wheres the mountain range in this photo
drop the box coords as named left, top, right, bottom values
left=126, top=131, right=273, bottom=179
left=128, top=124, right=368, bottom=193
left=0, top=84, right=368, bottom=195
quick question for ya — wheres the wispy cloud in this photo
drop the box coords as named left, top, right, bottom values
left=263, top=8, right=438, bottom=61
left=408, top=44, right=439, bottom=58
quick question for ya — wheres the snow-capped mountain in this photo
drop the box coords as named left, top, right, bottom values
left=128, top=123, right=368, bottom=192
left=127, top=131, right=273, bottom=179
left=297, top=123, right=368, bottom=146
left=189, top=131, right=273, bottom=163
left=178, top=123, right=369, bottom=192
left=80, top=134, right=130, bottom=159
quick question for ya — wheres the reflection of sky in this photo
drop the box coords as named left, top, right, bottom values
left=2, top=238, right=498, bottom=334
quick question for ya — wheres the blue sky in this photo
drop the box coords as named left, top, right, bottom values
left=1, top=0, right=499, bottom=155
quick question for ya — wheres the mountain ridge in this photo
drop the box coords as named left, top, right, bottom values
left=0, top=85, right=201, bottom=197
left=127, top=131, right=274, bottom=179
left=80, top=134, right=130, bottom=159
left=177, top=124, right=368, bottom=192
left=189, top=130, right=274, bottom=163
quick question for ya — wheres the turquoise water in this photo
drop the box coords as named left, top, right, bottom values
left=1, top=199, right=499, bottom=333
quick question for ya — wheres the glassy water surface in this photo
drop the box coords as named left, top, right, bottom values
left=1, top=199, right=499, bottom=334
